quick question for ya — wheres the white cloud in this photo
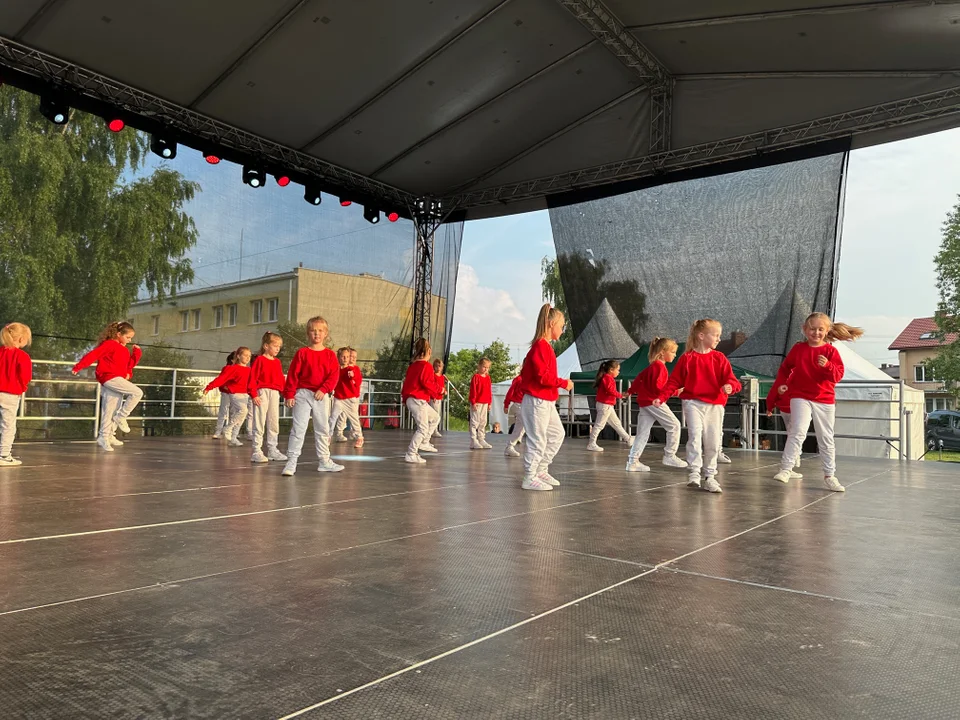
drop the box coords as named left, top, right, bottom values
left=451, top=264, right=533, bottom=360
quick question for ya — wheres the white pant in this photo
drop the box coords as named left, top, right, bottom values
left=519, top=395, right=565, bottom=476
left=252, top=388, right=280, bottom=455
left=100, top=377, right=144, bottom=440
left=506, top=402, right=525, bottom=446
left=214, top=392, right=230, bottom=435
left=683, top=399, right=723, bottom=476
left=589, top=402, right=631, bottom=443
left=406, top=398, right=440, bottom=455
left=782, top=398, right=836, bottom=476
left=224, top=393, right=249, bottom=442
left=286, top=389, right=333, bottom=467
left=333, top=397, right=363, bottom=439
left=245, top=397, right=253, bottom=435
left=0, top=392, right=21, bottom=457
left=429, top=399, right=442, bottom=434
left=470, top=403, right=489, bottom=444
left=628, top=404, right=681, bottom=462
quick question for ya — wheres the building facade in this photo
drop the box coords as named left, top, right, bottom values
left=888, top=317, right=956, bottom=413
left=128, top=268, right=447, bottom=371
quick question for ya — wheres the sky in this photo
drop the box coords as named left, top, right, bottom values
left=450, top=126, right=960, bottom=368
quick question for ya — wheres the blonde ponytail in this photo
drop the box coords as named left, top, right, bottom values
left=530, top=303, right=564, bottom=346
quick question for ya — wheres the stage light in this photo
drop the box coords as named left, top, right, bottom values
left=387, top=211, right=400, bottom=223
left=339, top=197, right=352, bottom=207
left=363, top=206, right=380, bottom=224
left=40, top=96, right=68, bottom=125
left=204, top=152, right=221, bottom=165
left=242, top=166, right=266, bottom=188
left=150, top=135, right=177, bottom=159
left=106, top=117, right=125, bottom=132
left=304, top=186, right=322, bottom=206
left=275, top=174, right=291, bottom=187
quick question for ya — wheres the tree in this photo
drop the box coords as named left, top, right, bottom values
left=445, top=339, right=518, bottom=421
left=540, top=256, right=574, bottom=355
left=928, top=196, right=960, bottom=397
left=0, top=86, right=199, bottom=358
left=370, top=331, right=413, bottom=381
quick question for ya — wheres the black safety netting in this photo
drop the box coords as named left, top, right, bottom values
left=548, top=153, right=847, bottom=376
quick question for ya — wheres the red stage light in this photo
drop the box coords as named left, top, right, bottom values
left=107, top=118, right=125, bottom=132
left=275, top=175, right=291, bottom=187
left=339, top=198, right=352, bottom=207
left=204, top=154, right=221, bottom=165
left=387, top=211, right=400, bottom=222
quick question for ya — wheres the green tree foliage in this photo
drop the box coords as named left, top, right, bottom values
left=929, top=197, right=960, bottom=396
left=540, top=256, right=574, bottom=355
left=445, top=339, right=518, bottom=420
left=0, top=86, right=199, bottom=358
left=137, top=342, right=210, bottom=435
left=371, top=331, right=413, bottom=381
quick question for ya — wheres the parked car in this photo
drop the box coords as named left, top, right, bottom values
left=926, top=410, right=960, bottom=450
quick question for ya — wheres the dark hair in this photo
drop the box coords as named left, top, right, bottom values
left=98, top=321, right=135, bottom=344
left=412, top=337, right=431, bottom=361
left=226, top=351, right=237, bottom=365
left=593, top=359, right=620, bottom=388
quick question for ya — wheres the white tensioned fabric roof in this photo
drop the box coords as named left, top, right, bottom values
left=1, top=0, right=959, bottom=219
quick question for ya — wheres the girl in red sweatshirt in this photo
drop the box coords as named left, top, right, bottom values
left=469, top=358, right=493, bottom=450
left=212, top=350, right=237, bottom=439
left=655, top=319, right=741, bottom=493
left=248, top=332, right=286, bottom=464
left=518, top=304, right=572, bottom=491
left=625, top=337, right=688, bottom=472
left=0, top=323, right=32, bottom=467
left=766, top=375, right=801, bottom=478
left=72, top=321, right=144, bottom=452
left=587, top=360, right=633, bottom=451
left=503, top=374, right=526, bottom=458
left=430, top=358, right=446, bottom=439
left=773, top=313, right=863, bottom=491
left=332, top=347, right=366, bottom=448
left=401, top=338, right=441, bottom=464
left=204, top=346, right=252, bottom=447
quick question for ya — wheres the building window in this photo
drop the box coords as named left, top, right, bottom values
left=227, top=304, right=238, bottom=327
left=213, top=305, right=223, bottom=329
left=927, top=398, right=949, bottom=413
left=251, top=299, right=263, bottom=324
left=267, top=297, right=279, bottom=323
left=915, top=365, right=936, bottom=383
left=918, top=332, right=936, bottom=340
left=191, top=309, right=201, bottom=331
left=180, top=311, right=189, bottom=333
left=151, top=316, right=159, bottom=336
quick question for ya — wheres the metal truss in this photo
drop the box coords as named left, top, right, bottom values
left=409, top=200, right=451, bottom=350
left=649, top=81, right=674, bottom=153
left=451, top=83, right=960, bottom=210
left=0, top=35, right=417, bottom=209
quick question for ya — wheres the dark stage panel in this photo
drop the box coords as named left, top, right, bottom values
left=0, top=434, right=956, bottom=719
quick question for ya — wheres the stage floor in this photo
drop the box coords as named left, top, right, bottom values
left=0, top=432, right=957, bottom=719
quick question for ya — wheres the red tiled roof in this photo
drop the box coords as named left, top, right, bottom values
left=888, top=317, right=958, bottom=350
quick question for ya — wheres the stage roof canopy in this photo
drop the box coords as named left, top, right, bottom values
left=2, top=0, right=959, bottom=218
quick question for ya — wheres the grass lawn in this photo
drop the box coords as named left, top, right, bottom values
left=926, top=449, right=960, bottom=463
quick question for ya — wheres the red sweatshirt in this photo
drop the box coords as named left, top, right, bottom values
left=504, top=375, right=525, bottom=410
left=773, top=342, right=844, bottom=404
left=282, top=347, right=340, bottom=400
left=334, top=365, right=362, bottom=400
left=73, top=340, right=142, bottom=385
left=248, top=355, right=285, bottom=397
left=0, top=347, right=32, bottom=395
left=433, top=373, right=446, bottom=401
left=660, top=350, right=742, bottom=405
left=350, top=365, right=364, bottom=398
left=402, top=360, right=439, bottom=401
left=521, top=339, right=567, bottom=401
left=469, top=373, right=492, bottom=405
left=205, top=364, right=251, bottom=394
left=765, top=378, right=792, bottom=413
left=628, top=361, right=667, bottom=407
left=595, top=373, right=622, bottom=405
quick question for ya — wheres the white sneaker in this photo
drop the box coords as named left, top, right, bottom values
left=267, top=450, right=288, bottom=461
left=718, top=452, right=732, bottom=464
left=420, top=443, right=439, bottom=453
left=281, top=463, right=296, bottom=476
left=626, top=461, right=651, bottom=472
left=537, top=471, right=560, bottom=487
left=504, top=444, right=521, bottom=457
left=662, top=455, right=688, bottom=469
left=470, top=440, right=483, bottom=450
left=586, top=442, right=604, bottom=452
left=703, top=477, right=723, bottom=493
left=116, top=418, right=131, bottom=434
left=97, top=437, right=114, bottom=452
left=686, top=473, right=701, bottom=488
left=433, top=431, right=442, bottom=438
left=212, top=434, right=222, bottom=440
left=773, top=470, right=792, bottom=484
left=823, top=476, right=845, bottom=492
left=354, top=437, right=365, bottom=449
left=789, top=470, right=803, bottom=479
left=251, top=452, right=268, bottom=464
left=480, top=441, right=493, bottom=449
left=333, top=435, right=348, bottom=443
left=521, top=475, right=553, bottom=491
left=228, top=439, right=243, bottom=447
left=405, top=453, right=426, bottom=464
left=318, top=460, right=345, bottom=472
left=109, top=436, right=124, bottom=447
left=0, top=455, right=22, bottom=467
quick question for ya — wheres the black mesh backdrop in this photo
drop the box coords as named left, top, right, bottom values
left=548, top=153, right=848, bottom=375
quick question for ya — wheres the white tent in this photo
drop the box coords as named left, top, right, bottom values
left=834, top=341, right=924, bottom=461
